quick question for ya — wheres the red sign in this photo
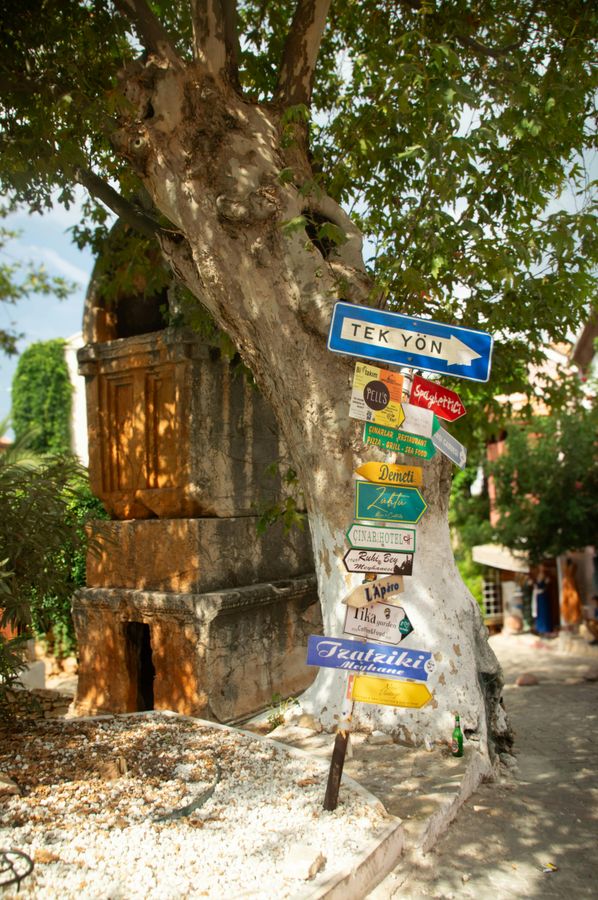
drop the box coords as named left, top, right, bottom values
left=410, top=374, right=466, bottom=422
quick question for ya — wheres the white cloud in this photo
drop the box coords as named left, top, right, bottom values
left=23, top=244, right=91, bottom=285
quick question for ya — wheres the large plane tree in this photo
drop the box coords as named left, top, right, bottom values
left=1, top=0, right=595, bottom=751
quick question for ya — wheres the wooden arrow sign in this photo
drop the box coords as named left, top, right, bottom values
left=355, top=462, right=423, bottom=487
left=348, top=674, right=433, bottom=709
left=343, top=548, right=414, bottom=576
left=344, top=604, right=414, bottom=645
left=410, top=374, right=466, bottom=422
left=342, top=574, right=404, bottom=608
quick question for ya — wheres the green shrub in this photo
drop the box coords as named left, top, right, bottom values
left=12, top=339, right=72, bottom=454
left=30, top=479, right=108, bottom=658
left=0, top=426, right=106, bottom=663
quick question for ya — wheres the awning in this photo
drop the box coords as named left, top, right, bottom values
left=472, top=543, right=529, bottom=573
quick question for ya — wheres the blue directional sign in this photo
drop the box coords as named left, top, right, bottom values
left=306, top=635, right=434, bottom=681
left=328, top=301, right=493, bottom=382
left=355, top=481, right=427, bottom=524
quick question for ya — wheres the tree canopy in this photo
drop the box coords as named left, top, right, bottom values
left=488, top=398, right=598, bottom=563
left=0, top=0, right=596, bottom=428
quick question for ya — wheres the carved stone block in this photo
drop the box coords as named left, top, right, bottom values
left=72, top=577, right=321, bottom=722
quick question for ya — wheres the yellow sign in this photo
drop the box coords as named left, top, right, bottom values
left=355, top=461, right=423, bottom=487
left=349, top=363, right=405, bottom=430
left=348, top=675, right=432, bottom=709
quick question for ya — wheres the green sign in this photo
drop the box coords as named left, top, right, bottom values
left=399, top=615, right=414, bottom=638
left=363, top=423, right=436, bottom=459
left=355, top=481, right=427, bottom=524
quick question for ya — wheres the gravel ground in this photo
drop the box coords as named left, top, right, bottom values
left=0, top=714, right=391, bottom=898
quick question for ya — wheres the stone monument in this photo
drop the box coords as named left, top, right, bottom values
left=73, top=260, right=320, bottom=721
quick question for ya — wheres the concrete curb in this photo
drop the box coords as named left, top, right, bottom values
left=301, top=816, right=404, bottom=900
left=368, top=748, right=495, bottom=898
left=418, top=749, right=494, bottom=854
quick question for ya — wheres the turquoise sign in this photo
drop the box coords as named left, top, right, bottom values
left=355, top=481, right=427, bottom=524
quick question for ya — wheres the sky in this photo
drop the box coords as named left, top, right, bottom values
left=0, top=189, right=98, bottom=425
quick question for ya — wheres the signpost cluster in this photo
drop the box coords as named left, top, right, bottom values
left=307, top=301, right=493, bottom=810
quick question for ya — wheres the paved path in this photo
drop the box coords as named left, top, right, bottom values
left=370, top=632, right=598, bottom=899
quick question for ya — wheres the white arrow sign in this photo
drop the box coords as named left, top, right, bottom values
left=346, top=523, right=416, bottom=553
left=340, top=317, right=482, bottom=367
left=344, top=603, right=413, bottom=645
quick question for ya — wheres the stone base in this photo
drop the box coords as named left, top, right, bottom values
left=72, top=576, right=321, bottom=723
left=86, top=517, right=314, bottom=594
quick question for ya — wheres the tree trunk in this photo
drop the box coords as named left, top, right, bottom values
left=112, top=54, right=507, bottom=752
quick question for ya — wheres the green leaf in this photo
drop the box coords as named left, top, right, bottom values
left=281, top=215, right=308, bottom=236
left=315, top=221, right=347, bottom=246
left=277, top=167, right=295, bottom=185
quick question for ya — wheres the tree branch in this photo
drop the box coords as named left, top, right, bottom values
left=275, top=0, right=332, bottom=107
left=456, top=32, right=523, bottom=60
left=190, top=1, right=240, bottom=87
left=74, top=167, right=173, bottom=240
left=394, top=0, right=539, bottom=61
left=221, top=0, right=241, bottom=89
left=112, top=0, right=180, bottom=60
left=456, top=2, right=541, bottom=60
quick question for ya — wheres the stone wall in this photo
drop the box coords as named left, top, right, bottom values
left=86, top=517, right=314, bottom=594
left=4, top=689, right=73, bottom=721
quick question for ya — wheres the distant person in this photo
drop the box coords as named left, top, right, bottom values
left=561, top=557, right=582, bottom=632
left=519, top=572, right=534, bottom=632
left=584, top=595, right=598, bottom=645
left=533, top=565, right=553, bottom=635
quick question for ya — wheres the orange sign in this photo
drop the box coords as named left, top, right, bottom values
left=355, top=461, right=423, bottom=487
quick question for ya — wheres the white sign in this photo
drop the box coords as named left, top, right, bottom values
left=344, top=604, right=413, bottom=645
left=343, top=548, right=414, bottom=576
left=399, top=404, right=437, bottom=438
left=432, top=425, right=467, bottom=468
left=346, top=523, right=416, bottom=553
left=340, top=318, right=482, bottom=366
